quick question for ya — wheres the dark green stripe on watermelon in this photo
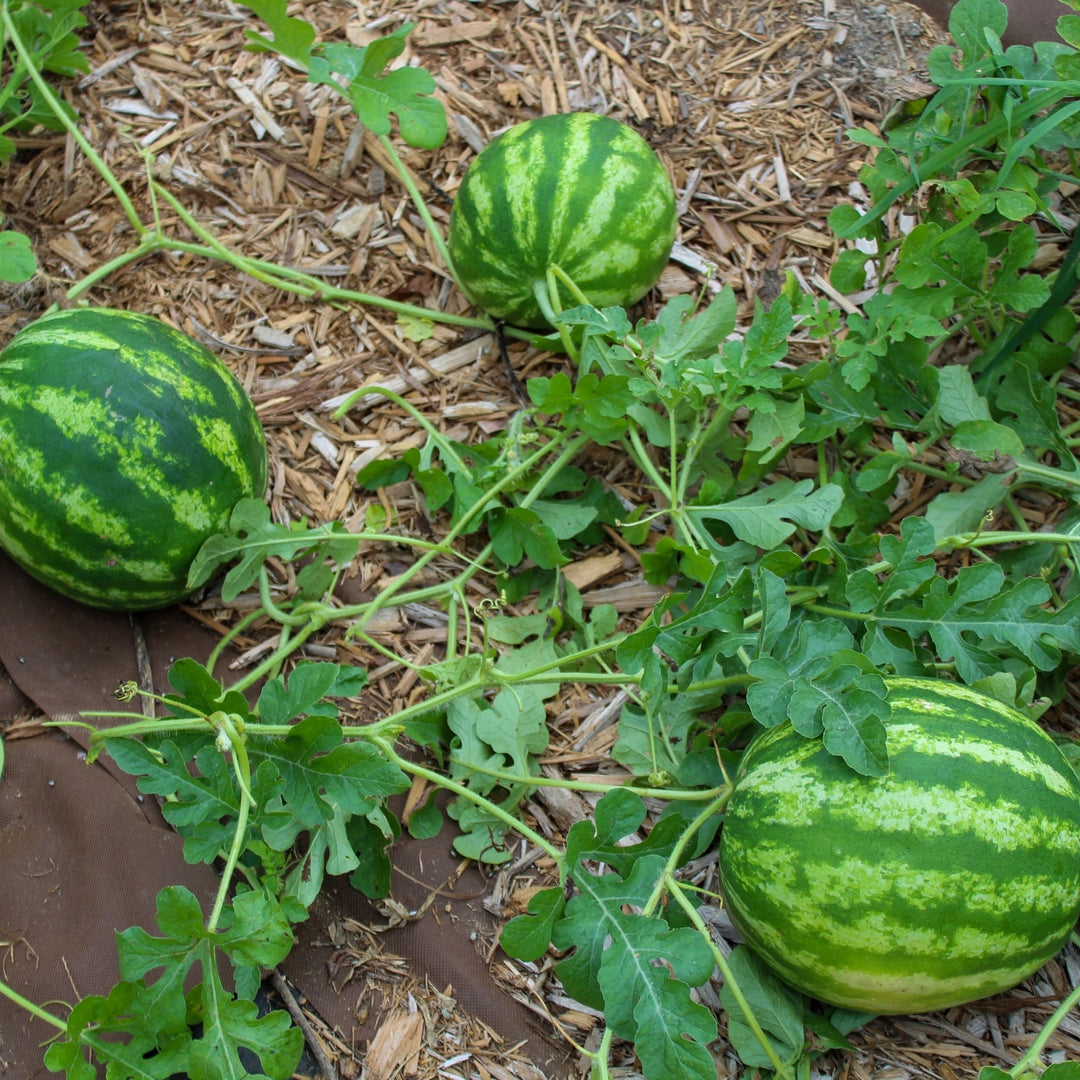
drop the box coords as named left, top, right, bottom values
left=718, top=677, right=1080, bottom=1014
left=447, top=111, right=677, bottom=329
left=0, top=307, right=267, bottom=610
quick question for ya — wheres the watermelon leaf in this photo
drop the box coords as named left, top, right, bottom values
left=188, top=498, right=357, bottom=601
left=879, top=566, right=1080, bottom=682
left=845, top=516, right=938, bottom=613
left=748, top=637, right=890, bottom=775
left=0, top=230, right=36, bottom=282
left=240, top=7, right=446, bottom=149
left=248, top=714, right=410, bottom=837
left=499, top=887, right=566, bottom=962
left=688, top=479, right=845, bottom=549
left=489, top=506, right=567, bottom=568
left=117, top=886, right=302, bottom=1080
left=240, top=0, right=316, bottom=66
left=1040, top=1065, right=1080, bottom=1080
left=311, top=33, right=447, bottom=149
left=746, top=620, right=857, bottom=728
left=548, top=851, right=720, bottom=1080
left=622, top=958, right=718, bottom=1080
left=257, top=661, right=367, bottom=725
left=719, top=946, right=806, bottom=1071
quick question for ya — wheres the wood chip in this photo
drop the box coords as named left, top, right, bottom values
left=365, top=1007, right=424, bottom=1080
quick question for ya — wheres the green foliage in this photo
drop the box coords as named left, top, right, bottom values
left=0, top=0, right=89, bottom=161
left=0, top=1, right=89, bottom=281
left=240, top=3, right=446, bottom=148
left=10, top=0, right=1080, bottom=1078
left=188, top=498, right=359, bottom=601
left=0, top=229, right=35, bottom=281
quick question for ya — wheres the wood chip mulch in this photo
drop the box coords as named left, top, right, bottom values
left=4, top=1, right=1080, bottom=1078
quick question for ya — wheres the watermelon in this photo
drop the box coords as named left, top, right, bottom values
left=447, top=111, right=677, bottom=330
left=0, top=307, right=267, bottom=610
left=718, top=677, right=1080, bottom=1014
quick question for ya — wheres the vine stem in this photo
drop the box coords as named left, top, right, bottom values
left=0, top=980, right=66, bottom=1033
left=642, top=795, right=730, bottom=919
left=376, top=133, right=457, bottom=279
left=1, top=3, right=145, bottom=235
left=450, top=759, right=731, bottom=802
left=1006, top=973, right=1080, bottom=1077
left=371, top=735, right=562, bottom=863
left=666, top=884, right=797, bottom=1080
left=206, top=713, right=255, bottom=934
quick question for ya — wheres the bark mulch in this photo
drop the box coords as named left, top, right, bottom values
left=2, top=2, right=1079, bottom=1079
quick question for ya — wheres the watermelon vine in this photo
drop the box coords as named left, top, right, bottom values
left=2, top=1, right=1080, bottom=1079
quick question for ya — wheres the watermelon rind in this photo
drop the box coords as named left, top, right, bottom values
left=718, top=677, right=1080, bottom=1014
left=447, top=111, right=677, bottom=329
left=0, top=307, right=268, bottom=611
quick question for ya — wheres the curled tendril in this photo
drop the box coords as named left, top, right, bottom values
left=114, top=680, right=140, bottom=702
left=473, top=595, right=505, bottom=618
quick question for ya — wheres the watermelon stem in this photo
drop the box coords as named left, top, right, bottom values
left=205, top=712, right=256, bottom=934
left=666, top=881, right=797, bottom=1080
left=0, top=979, right=66, bottom=1033
left=547, top=263, right=593, bottom=308
left=369, top=733, right=562, bottom=862
left=376, top=132, right=458, bottom=283
left=1007, top=969, right=1080, bottom=1077
left=534, top=273, right=580, bottom=361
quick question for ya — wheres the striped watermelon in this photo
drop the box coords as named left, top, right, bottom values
left=447, top=112, right=677, bottom=330
left=718, top=677, right=1080, bottom=1014
left=0, top=307, right=267, bottom=610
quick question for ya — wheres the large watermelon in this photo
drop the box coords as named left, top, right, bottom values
left=0, top=307, right=267, bottom=610
left=447, top=111, right=677, bottom=329
left=718, top=677, right=1080, bottom=1014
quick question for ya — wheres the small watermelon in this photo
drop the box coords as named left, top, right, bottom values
left=447, top=111, right=677, bottom=330
left=0, top=307, right=268, bottom=610
left=718, top=677, right=1080, bottom=1014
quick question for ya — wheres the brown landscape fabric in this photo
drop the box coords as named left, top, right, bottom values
left=3, top=1, right=1080, bottom=1078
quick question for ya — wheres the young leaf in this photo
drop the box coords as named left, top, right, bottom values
left=241, top=0, right=316, bottom=65
left=798, top=664, right=890, bottom=776
left=256, top=661, right=362, bottom=725
left=746, top=620, right=856, bottom=728
left=489, top=506, right=567, bottom=568
left=845, top=517, right=938, bottom=613
left=474, top=687, right=549, bottom=780
left=652, top=288, right=738, bottom=365
left=1040, top=1064, right=1080, bottom=1080
left=308, top=29, right=447, bottom=149
left=948, top=0, right=1008, bottom=64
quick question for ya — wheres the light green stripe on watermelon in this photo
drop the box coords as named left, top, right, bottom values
left=447, top=111, right=677, bottom=329
left=0, top=307, right=267, bottom=610
left=718, top=676, right=1080, bottom=1015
